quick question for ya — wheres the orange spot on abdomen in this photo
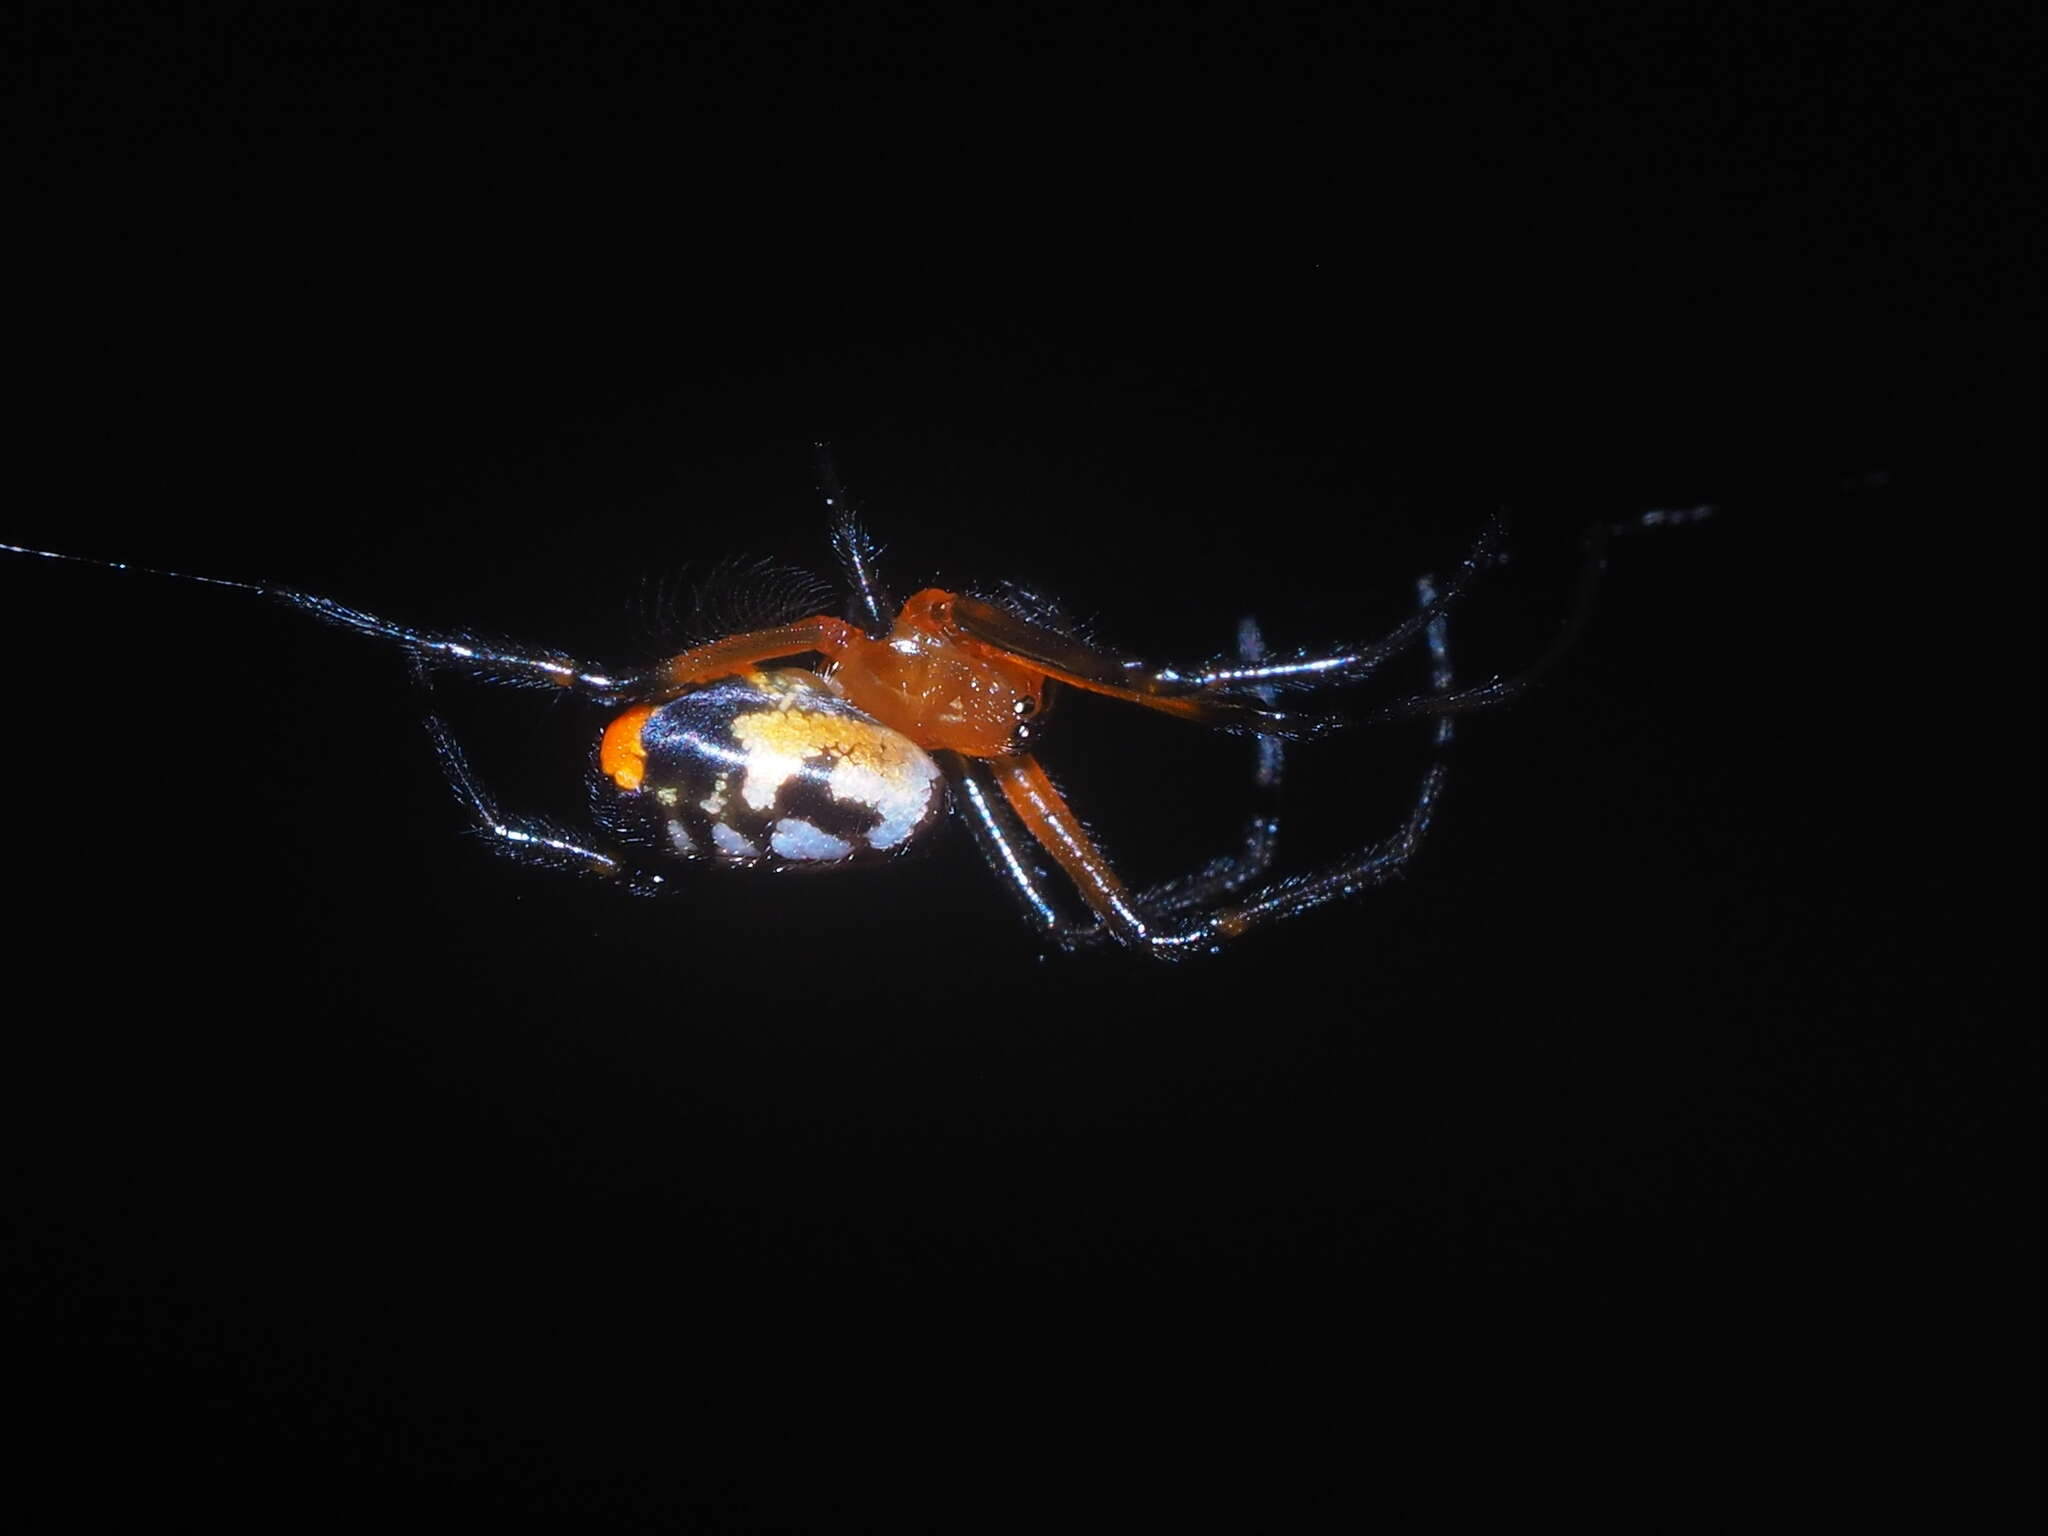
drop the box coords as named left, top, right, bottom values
left=600, top=704, right=658, bottom=791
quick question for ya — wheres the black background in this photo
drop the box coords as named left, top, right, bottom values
left=11, top=2, right=2029, bottom=1522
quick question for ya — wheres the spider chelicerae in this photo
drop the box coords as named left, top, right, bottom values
left=1, top=446, right=1705, bottom=958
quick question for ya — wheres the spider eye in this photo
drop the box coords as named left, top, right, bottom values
left=1013, top=697, right=1036, bottom=717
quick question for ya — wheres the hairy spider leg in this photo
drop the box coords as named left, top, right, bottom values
left=942, top=515, right=1505, bottom=723
left=1200, top=574, right=1457, bottom=941
left=989, top=499, right=1715, bottom=955
left=1181, top=509, right=1715, bottom=940
left=977, top=577, right=1456, bottom=956
left=1, top=539, right=890, bottom=712
left=950, top=614, right=1288, bottom=941
left=650, top=619, right=861, bottom=692
left=1335, top=503, right=1707, bottom=729
left=1132, top=616, right=1288, bottom=914
left=989, top=752, right=1169, bottom=945
left=406, top=654, right=676, bottom=895
left=816, top=441, right=894, bottom=637
left=939, top=593, right=1322, bottom=739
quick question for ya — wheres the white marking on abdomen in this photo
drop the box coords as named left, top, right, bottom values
left=771, top=818, right=856, bottom=861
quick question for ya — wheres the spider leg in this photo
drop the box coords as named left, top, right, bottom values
left=312, top=598, right=862, bottom=708
left=1168, top=522, right=1494, bottom=694
left=366, top=607, right=859, bottom=705
left=946, top=617, right=1286, bottom=943
left=986, top=580, right=1457, bottom=957
left=944, top=516, right=1502, bottom=731
left=817, top=442, right=895, bottom=637
left=408, top=655, right=680, bottom=896
left=0, top=539, right=857, bottom=706
left=1144, top=578, right=1452, bottom=931
left=955, top=501, right=1706, bottom=744
left=947, top=754, right=1078, bottom=939
left=980, top=754, right=1150, bottom=945
left=1121, top=615, right=1286, bottom=915
left=950, top=753, right=1252, bottom=945
left=1187, top=572, right=1458, bottom=942
left=1350, top=502, right=1720, bottom=728
left=1186, top=502, right=1706, bottom=701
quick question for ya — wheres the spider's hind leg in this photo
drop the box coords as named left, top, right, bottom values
left=408, top=655, right=676, bottom=898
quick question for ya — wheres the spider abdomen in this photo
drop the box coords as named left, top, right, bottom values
left=595, top=669, right=944, bottom=867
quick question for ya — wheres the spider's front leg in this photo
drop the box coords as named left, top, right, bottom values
left=944, top=517, right=1501, bottom=734
left=1125, top=615, right=1286, bottom=915
left=985, top=753, right=1215, bottom=954
left=948, top=616, right=1286, bottom=947
left=949, top=512, right=1639, bottom=736
left=1190, top=573, right=1459, bottom=944
left=983, top=579, right=1458, bottom=957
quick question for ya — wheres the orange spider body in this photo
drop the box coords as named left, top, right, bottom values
left=830, top=590, right=1049, bottom=759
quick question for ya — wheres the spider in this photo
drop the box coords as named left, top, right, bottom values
left=1, top=446, right=1706, bottom=958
